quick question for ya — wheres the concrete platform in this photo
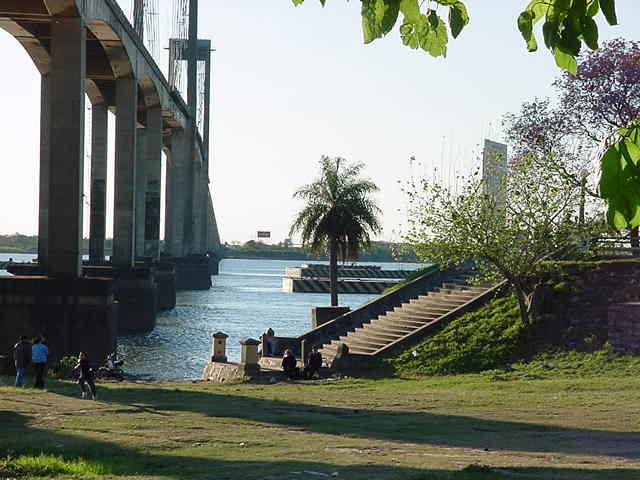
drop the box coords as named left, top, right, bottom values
left=0, top=275, right=117, bottom=364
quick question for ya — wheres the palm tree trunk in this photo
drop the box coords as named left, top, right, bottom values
left=329, top=238, right=338, bottom=307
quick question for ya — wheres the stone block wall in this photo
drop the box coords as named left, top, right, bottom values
left=534, top=260, right=640, bottom=348
left=608, top=303, right=640, bottom=353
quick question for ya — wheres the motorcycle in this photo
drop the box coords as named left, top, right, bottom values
left=96, top=352, right=125, bottom=381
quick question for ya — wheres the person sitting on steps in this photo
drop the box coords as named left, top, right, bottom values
left=281, top=349, right=297, bottom=380
left=304, top=345, right=323, bottom=380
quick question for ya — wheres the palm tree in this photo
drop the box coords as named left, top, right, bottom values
left=290, top=156, right=382, bottom=306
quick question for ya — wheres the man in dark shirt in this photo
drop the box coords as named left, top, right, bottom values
left=304, top=345, right=323, bottom=380
left=13, top=336, right=31, bottom=387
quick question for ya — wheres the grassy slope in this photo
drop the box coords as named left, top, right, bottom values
left=2, top=361, right=640, bottom=480
left=390, top=295, right=525, bottom=376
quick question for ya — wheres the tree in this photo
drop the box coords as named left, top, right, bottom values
left=404, top=155, right=583, bottom=326
left=291, top=0, right=621, bottom=73
left=503, top=39, right=640, bottom=232
left=290, top=156, right=382, bottom=306
left=555, top=39, right=640, bottom=143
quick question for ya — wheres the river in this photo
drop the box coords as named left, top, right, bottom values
left=0, top=254, right=421, bottom=380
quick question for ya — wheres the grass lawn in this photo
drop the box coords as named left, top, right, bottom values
left=1, top=359, right=640, bottom=479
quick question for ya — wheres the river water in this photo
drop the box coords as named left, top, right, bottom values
left=0, top=254, right=420, bottom=380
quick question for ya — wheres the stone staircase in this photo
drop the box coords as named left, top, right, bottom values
left=319, top=279, right=492, bottom=365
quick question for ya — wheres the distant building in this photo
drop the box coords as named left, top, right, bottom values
left=482, top=139, right=508, bottom=208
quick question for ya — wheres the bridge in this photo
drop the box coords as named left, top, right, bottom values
left=0, top=0, right=221, bottom=363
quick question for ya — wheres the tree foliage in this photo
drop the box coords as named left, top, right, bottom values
left=501, top=39, right=640, bottom=232
left=290, top=156, right=382, bottom=306
left=291, top=0, right=619, bottom=72
left=404, top=155, right=584, bottom=326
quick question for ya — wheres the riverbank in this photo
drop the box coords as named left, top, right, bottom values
left=2, top=355, right=639, bottom=480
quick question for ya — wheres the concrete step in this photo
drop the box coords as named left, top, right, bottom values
left=425, top=290, right=478, bottom=301
left=323, top=341, right=375, bottom=355
left=396, top=306, right=450, bottom=317
left=441, top=283, right=488, bottom=292
left=405, top=300, right=461, bottom=311
left=326, top=340, right=378, bottom=354
left=339, top=335, right=387, bottom=349
left=364, top=322, right=416, bottom=336
left=389, top=308, right=441, bottom=321
left=354, top=327, right=403, bottom=342
left=375, top=318, right=429, bottom=330
left=381, top=313, right=431, bottom=325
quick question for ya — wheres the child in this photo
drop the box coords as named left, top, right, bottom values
left=74, top=352, right=97, bottom=400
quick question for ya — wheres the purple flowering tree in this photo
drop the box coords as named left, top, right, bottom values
left=555, top=39, right=640, bottom=144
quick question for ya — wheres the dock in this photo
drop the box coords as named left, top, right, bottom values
left=282, top=264, right=414, bottom=294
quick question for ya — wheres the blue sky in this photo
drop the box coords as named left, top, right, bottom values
left=0, top=1, right=638, bottom=244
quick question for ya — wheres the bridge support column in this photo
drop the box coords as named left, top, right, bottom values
left=165, top=129, right=186, bottom=257
left=48, top=17, right=86, bottom=277
left=134, top=124, right=147, bottom=259
left=89, top=103, right=108, bottom=264
left=37, top=75, right=51, bottom=270
left=144, top=107, right=163, bottom=259
left=113, top=76, right=137, bottom=269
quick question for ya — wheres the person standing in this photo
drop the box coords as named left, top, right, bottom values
left=74, top=352, right=97, bottom=400
left=31, top=336, right=49, bottom=389
left=13, top=336, right=31, bottom=387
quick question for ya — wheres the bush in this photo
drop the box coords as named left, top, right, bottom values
left=48, top=356, right=77, bottom=380
left=390, top=294, right=525, bottom=375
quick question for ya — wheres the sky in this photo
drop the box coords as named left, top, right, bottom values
left=0, top=1, right=638, bottom=244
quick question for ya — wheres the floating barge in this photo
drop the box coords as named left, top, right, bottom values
left=283, top=264, right=413, bottom=294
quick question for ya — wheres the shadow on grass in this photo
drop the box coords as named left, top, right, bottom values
left=1, top=410, right=638, bottom=480
left=36, top=380, right=640, bottom=461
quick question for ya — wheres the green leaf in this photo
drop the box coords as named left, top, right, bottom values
left=553, top=47, right=578, bottom=75
left=448, top=3, right=469, bottom=38
left=571, top=0, right=588, bottom=17
left=361, top=0, right=401, bottom=43
left=517, top=11, right=537, bottom=51
left=586, top=0, right=600, bottom=17
left=291, top=0, right=305, bottom=5
left=600, top=0, right=618, bottom=25
left=580, top=15, right=599, bottom=50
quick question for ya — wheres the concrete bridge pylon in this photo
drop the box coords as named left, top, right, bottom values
left=0, top=0, right=221, bottom=366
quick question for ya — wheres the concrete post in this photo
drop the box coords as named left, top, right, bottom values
left=165, top=129, right=186, bottom=257
left=134, top=124, right=147, bottom=259
left=89, top=103, right=108, bottom=264
left=37, top=75, right=51, bottom=269
left=47, top=18, right=86, bottom=277
left=240, top=338, right=260, bottom=366
left=144, top=107, right=163, bottom=259
left=112, top=77, right=138, bottom=269
left=211, top=331, right=228, bottom=362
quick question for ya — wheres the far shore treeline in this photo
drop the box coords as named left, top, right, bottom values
left=0, top=234, right=417, bottom=263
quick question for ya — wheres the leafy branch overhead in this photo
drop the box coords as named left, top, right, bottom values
left=291, top=0, right=618, bottom=72
left=292, top=0, right=469, bottom=57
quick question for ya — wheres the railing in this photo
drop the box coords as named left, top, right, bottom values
left=590, top=234, right=640, bottom=258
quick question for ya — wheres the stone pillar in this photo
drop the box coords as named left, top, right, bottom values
left=144, top=107, right=163, bottom=259
left=211, top=331, right=228, bottom=362
left=89, top=103, right=108, bottom=264
left=47, top=17, right=86, bottom=277
left=240, top=338, right=260, bottom=366
left=165, top=129, right=186, bottom=257
left=37, top=75, right=51, bottom=269
left=134, top=124, right=147, bottom=259
left=112, top=77, right=137, bottom=269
